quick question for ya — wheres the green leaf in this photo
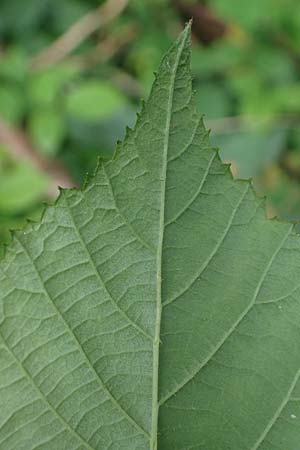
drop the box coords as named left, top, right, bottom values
left=0, top=155, right=47, bottom=214
left=0, top=47, right=28, bottom=82
left=1, top=25, right=300, bottom=450
left=0, top=0, right=48, bottom=37
left=210, top=0, right=275, bottom=28
left=27, top=64, right=77, bottom=108
left=195, top=82, right=230, bottom=119
left=66, top=81, right=127, bottom=121
left=28, top=109, right=66, bottom=156
left=0, top=84, right=25, bottom=124
left=214, top=128, right=286, bottom=178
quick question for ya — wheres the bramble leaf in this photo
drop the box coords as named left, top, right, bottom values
left=1, top=25, right=300, bottom=450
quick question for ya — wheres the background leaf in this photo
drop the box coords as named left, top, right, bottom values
left=66, top=81, right=127, bottom=121
left=2, top=0, right=300, bottom=243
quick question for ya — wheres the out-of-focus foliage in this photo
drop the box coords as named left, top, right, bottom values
left=1, top=0, right=300, bottom=246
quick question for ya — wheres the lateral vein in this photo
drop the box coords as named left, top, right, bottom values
left=14, top=236, right=150, bottom=440
left=159, top=225, right=292, bottom=406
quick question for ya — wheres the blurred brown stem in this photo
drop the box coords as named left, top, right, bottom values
left=68, top=24, right=136, bottom=70
left=0, top=120, right=75, bottom=197
left=171, top=0, right=227, bottom=44
left=31, top=0, right=129, bottom=70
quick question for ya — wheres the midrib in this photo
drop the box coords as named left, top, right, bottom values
left=150, top=29, right=189, bottom=450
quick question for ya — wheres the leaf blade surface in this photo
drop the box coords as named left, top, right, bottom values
left=1, top=25, right=300, bottom=450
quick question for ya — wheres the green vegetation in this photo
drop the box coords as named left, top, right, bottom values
left=2, top=0, right=300, bottom=247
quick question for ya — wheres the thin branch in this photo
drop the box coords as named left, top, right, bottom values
left=68, top=24, right=136, bottom=70
left=31, top=0, right=129, bottom=70
left=0, top=120, right=75, bottom=197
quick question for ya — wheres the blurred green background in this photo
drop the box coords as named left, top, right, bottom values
left=1, top=0, right=300, bottom=250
